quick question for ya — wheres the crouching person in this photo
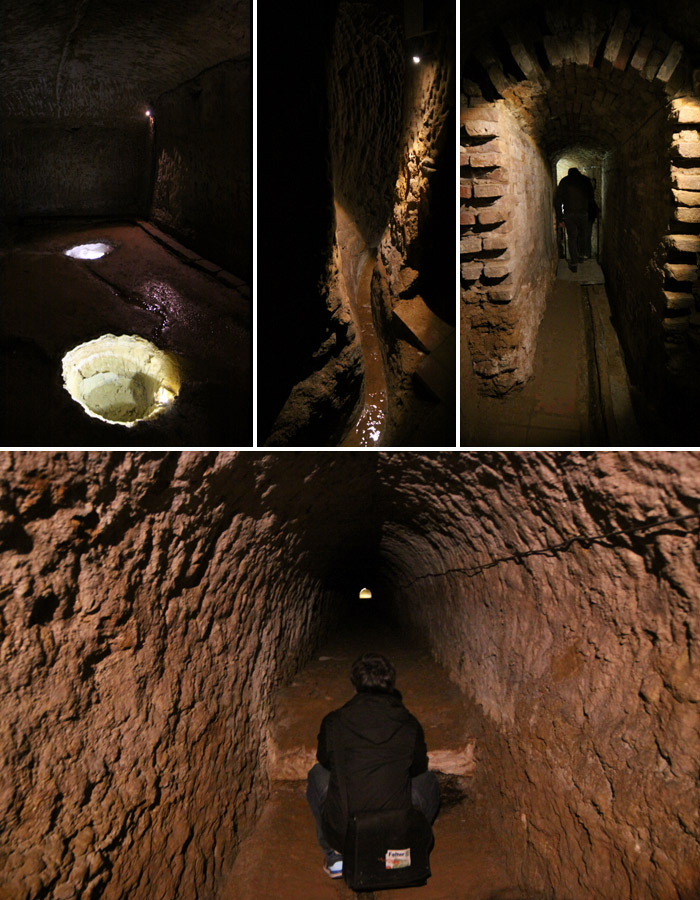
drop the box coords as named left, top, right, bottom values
left=306, top=652, right=440, bottom=879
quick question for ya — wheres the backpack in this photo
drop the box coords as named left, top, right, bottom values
left=343, top=805, right=434, bottom=891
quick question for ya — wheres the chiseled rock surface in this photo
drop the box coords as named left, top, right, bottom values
left=0, top=452, right=373, bottom=900
left=379, top=451, right=700, bottom=899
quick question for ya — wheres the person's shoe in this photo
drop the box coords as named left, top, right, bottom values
left=324, top=859, right=343, bottom=879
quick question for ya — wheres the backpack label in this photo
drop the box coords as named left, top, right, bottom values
left=385, top=848, right=411, bottom=869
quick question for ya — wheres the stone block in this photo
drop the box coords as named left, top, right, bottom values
left=478, top=207, right=508, bottom=226
left=673, top=143, right=700, bottom=161
left=460, top=148, right=470, bottom=166
left=473, top=166, right=508, bottom=183
left=664, top=291, right=695, bottom=310
left=629, top=36, right=654, bottom=72
left=573, top=31, right=591, bottom=66
left=460, top=236, right=482, bottom=254
left=643, top=49, right=664, bottom=82
left=461, top=106, right=499, bottom=122
left=672, top=172, right=700, bottom=190
left=662, top=316, right=690, bottom=333
left=460, top=207, right=476, bottom=225
left=666, top=234, right=700, bottom=253
left=470, top=152, right=502, bottom=169
left=675, top=207, right=700, bottom=224
left=664, top=263, right=698, bottom=282
left=482, top=262, right=512, bottom=280
left=461, top=262, right=483, bottom=281
left=508, top=39, right=543, bottom=80
left=486, top=287, right=515, bottom=304
left=393, top=296, right=454, bottom=354
left=656, top=42, right=684, bottom=84
left=671, top=99, right=700, bottom=124
left=474, top=183, right=505, bottom=199
left=482, top=233, right=511, bottom=252
left=673, top=189, right=700, bottom=207
left=542, top=35, right=564, bottom=68
left=463, top=120, right=500, bottom=138
left=460, top=181, right=472, bottom=199
left=603, top=8, right=632, bottom=66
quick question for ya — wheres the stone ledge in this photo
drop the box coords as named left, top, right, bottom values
left=267, top=741, right=477, bottom=781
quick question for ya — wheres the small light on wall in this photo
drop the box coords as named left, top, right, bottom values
left=412, top=55, right=421, bottom=64
left=359, top=587, right=372, bottom=600
left=145, top=109, right=152, bottom=117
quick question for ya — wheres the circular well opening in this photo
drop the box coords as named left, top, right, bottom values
left=62, top=334, right=181, bottom=427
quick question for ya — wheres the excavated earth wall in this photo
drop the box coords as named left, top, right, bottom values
left=0, top=452, right=376, bottom=900
left=379, top=451, right=700, bottom=900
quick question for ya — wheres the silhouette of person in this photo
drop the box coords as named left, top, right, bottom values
left=554, top=167, right=598, bottom=272
left=305, top=652, right=440, bottom=879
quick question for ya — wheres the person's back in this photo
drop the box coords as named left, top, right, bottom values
left=319, top=689, right=427, bottom=850
left=306, top=652, right=440, bottom=880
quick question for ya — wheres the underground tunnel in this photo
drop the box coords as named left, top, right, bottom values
left=258, top=0, right=456, bottom=448
left=0, top=0, right=251, bottom=447
left=460, top=0, right=700, bottom=447
left=1, top=450, right=699, bottom=899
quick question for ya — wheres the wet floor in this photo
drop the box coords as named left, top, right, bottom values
left=0, top=221, right=251, bottom=445
left=335, top=206, right=388, bottom=447
left=461, top=265, right=639, bottom=447
left=223, top=621, right=521, bottom=900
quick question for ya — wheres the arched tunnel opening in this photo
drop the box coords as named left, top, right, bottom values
left=2, top=451, right=699, bottom=899
left=258, top=0, right=456, bottom=448
left=460, top=0, right=700, bottom=447
left=0, top=0, right=252, bottom=447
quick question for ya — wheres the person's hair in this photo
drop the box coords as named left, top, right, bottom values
left=350, top=652, right=396, bottom=694
left=569, top=167, right=580, bottom=175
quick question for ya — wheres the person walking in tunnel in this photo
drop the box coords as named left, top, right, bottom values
left=306, top=652, right=440, bottom=879
left=554, top=167, right=597, bottom=272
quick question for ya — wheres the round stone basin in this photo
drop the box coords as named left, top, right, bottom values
left=64, top=242, right=113, bottom=260
left=62, top=334, right=181, bottom=427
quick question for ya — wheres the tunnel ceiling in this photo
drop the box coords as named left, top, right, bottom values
left=463, top=2, right=695, bottom=157
left=0, top=0, right=249, bottom=119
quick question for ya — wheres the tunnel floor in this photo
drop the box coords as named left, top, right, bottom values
left=461, top=269, right=640, bottom=447
left=224, top=622, right=520, bottom=900
left=0, top=221, right=251, bottom=446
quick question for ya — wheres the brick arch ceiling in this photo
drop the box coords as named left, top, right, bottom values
left=0, top=0, right=249, bottom=119
left=466, top=6, right=692, bottom=154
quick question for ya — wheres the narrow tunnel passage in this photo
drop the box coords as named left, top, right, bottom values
left=1, top=451, right=699, bottom=900
left=460, top=1, right=700, bottom=445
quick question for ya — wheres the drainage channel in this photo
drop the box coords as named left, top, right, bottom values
left=335, top=204, right=388, bottom=447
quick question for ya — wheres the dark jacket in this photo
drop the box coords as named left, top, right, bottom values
left=554, top=171, right=598, bottom=221
left=317, top=690, right=428, bottom=852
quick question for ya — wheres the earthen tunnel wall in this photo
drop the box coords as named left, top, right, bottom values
left=382, top=451, right=700, bottom=900
left=0, top=452, right=363, bottom=900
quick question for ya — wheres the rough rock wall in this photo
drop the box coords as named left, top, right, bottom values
left=380, top=451, right=700, bottom=900
left=329, top=2, right=405, bottom=248
left=0, top=452, right=379, bottom=900
left=0, top=121, right=150, bottom=220
left=374, top=13, right=454, bottom=439
left=151, top=60, right=251, bottom=279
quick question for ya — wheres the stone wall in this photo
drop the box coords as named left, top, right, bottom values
left=0, top=452, right=376, bottom=900
left=151, top=60, right=251, bottom=279
left=381, top=451, right=700, bottom=900
left=461, top=92, right=555, bottom=396
left=0, top=121, right=150, bottom=221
